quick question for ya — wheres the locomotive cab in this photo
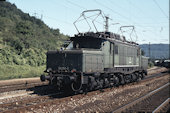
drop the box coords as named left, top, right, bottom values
left=41, top=33, right=106, bottom=91
left=45, top=33, right=105, bottom=73
left=71, top=35, right=103, bottom=50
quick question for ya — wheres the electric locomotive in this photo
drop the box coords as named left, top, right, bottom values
left=40, top=10, right=148, bottom=92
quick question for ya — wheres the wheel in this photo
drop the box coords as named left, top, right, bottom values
left=141, top=72, right=145, bottom=79
left=113, top=75, right=119, bottom=86
left=119, top=74, right=125, bottom=85
left=131, top=73, right=137, bottom=82
left=137, top=73, right=142, bottom=81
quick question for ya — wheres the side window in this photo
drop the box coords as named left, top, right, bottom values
left=110, top=43, right=113, bottom=54
left=115, top=45, right=118, bottom=54
left=137, top=48, right=140, bottom=56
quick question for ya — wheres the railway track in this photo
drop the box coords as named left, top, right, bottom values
left=0, top=71, right=169, bottom=113
left=112, top=83, right=170, bottom=113
left=153, top=98, right=170, bottom=113
left=0, top=91, right=63, bottom=113
left=0, top=81, right=48, bottom=93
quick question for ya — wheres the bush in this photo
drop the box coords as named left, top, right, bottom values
left=0, top=47, right=46, bottom=66
left=148, top=61, right=154, bottom=68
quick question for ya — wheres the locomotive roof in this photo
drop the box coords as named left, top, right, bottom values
left=71, top=32, right=139, bottom=47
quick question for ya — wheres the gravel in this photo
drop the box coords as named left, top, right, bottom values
left=31, top=74, right=169, bottom=113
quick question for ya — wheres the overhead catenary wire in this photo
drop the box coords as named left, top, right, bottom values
left=94, top=0, right=131, bottom=22
left=153, top=0, right=169, bottom=19
left=126, top=0, right=161, bottom=26
left=25, top=0, right=168, bottom=43
left=53, top=0, right=168, bottom=43
left=66, top=0, right=86, bottom=10
left=107, top=0, right=167, bottom=33
left=123, top=0, right=168, bottom=41
left=94, top=0, right=143, bottom=42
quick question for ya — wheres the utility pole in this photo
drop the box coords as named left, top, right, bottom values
left=105, top=16, right=109, bottom=32
left=148, top=42, right=152, bottom=67
left=34, top=11, right=37, bottom=18
left=149, top=42, right=151, bottom=59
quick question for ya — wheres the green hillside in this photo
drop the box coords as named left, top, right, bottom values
left=0, top=1, right=69, bottom=80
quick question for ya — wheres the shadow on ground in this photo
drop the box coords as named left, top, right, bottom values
left=26, top=84, right=76, bottom=98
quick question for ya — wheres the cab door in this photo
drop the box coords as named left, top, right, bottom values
left=109, top=42, right=114, bottom=68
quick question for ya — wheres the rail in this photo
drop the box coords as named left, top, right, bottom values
left=152, top=98, right=170, bottom=113
left=112, top=83, right=169, bottom=113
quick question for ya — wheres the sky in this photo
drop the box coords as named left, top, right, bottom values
left=8, top=0, right=169, bottom=44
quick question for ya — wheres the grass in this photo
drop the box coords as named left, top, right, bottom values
left=0, top=64, right=45, bottom=80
